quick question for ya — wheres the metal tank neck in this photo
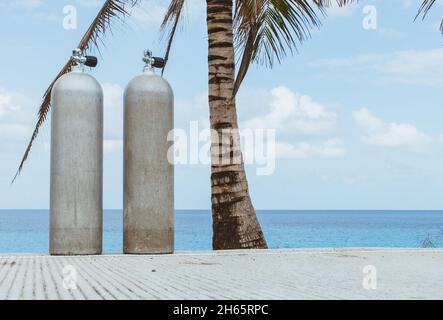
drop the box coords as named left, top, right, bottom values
left=71, top=48, right=98, bottom=73
left=142, top=50, right=166, bottom=74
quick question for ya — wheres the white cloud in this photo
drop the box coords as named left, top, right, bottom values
left=0, top=87, right=35, bottom=151
left=241, top=86, right=338, bottom=137
left=276, top=139, right=346, bottom=159
left=352, top=107, right=385, bottom=132
left=0, top=90, right=21, bottom=117
left=173, top=86, right=345, bottom=160
left=309, top=49, right=443, bottom=86
left=353, top=107, right=432, bottom=148
left=377, top=49, right=443, bottom=86
left=240, top=87, right=345, bottom=159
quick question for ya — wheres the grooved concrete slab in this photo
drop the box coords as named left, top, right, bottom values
left=0, top=249, right=442, bottom=300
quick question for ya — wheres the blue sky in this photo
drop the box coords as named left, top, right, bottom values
left=0, top=0, right=442, bottom=210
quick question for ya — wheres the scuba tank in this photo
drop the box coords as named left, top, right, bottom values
left=50, top=49, right=103, bottom=255
left=123, top=50, right=174, bottom=254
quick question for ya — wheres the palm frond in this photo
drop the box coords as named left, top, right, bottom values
left=233, top=0, right=357, bottom=95
left=233, top=0, right=262, bottom=96
left=416, top=0, right=437, bottom=20
left=416, top=0, right=442, bottom=33
left=13, top=0, right=140, bottom=183
left=161, top=0, right=186, bottom=75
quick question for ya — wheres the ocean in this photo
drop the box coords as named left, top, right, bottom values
left=0, top=210, right=442, bottom=253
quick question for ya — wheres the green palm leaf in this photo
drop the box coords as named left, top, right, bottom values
left=160, top=0, right=358, bottom=96
left=233, top=0, right=357, bottom=95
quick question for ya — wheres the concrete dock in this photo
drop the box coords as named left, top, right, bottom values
left=0, top=248, right=442, bottom=300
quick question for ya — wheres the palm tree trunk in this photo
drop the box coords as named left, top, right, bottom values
left=206, top=0, right=267, bottom=250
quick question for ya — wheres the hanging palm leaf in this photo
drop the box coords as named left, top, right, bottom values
left=161, top=0, right=186, bottom=75
left=160, top=0, right=357, bottom=97
left=233, top=0, right=357, bottom=95
left=416, top=0, right=443, bottom=33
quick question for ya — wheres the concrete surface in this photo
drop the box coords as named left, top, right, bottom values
left=0, top=248, right=442, bottom=300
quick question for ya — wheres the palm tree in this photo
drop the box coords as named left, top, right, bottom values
left=156, top=0, right=357, bottom=250
left=164, top=0, right=441, bottom=249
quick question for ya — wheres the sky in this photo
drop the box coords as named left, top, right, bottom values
left=0, top=0, right=442, bottom=210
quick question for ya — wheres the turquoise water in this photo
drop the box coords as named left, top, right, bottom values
left=0, top=210, right=442, bottom=253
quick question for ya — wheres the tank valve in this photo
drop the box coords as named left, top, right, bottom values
left=72, top=48, right=98, bottom=68
left=143, top=50, right=166, bottom=71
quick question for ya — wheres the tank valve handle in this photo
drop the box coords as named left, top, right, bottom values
left=143, top=50, right=165, bottom=71
left=72, top=48, right=98, bottom=68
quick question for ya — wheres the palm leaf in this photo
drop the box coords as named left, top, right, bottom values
left=416, top=0, right=442, bottom=33
left=161, top=0, right=186, bottom=75
left=233, top=0, right=263, bottom=96
left=233, top=0, right=357, bottom=95
left=13, top=0, right=140, bottom=182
